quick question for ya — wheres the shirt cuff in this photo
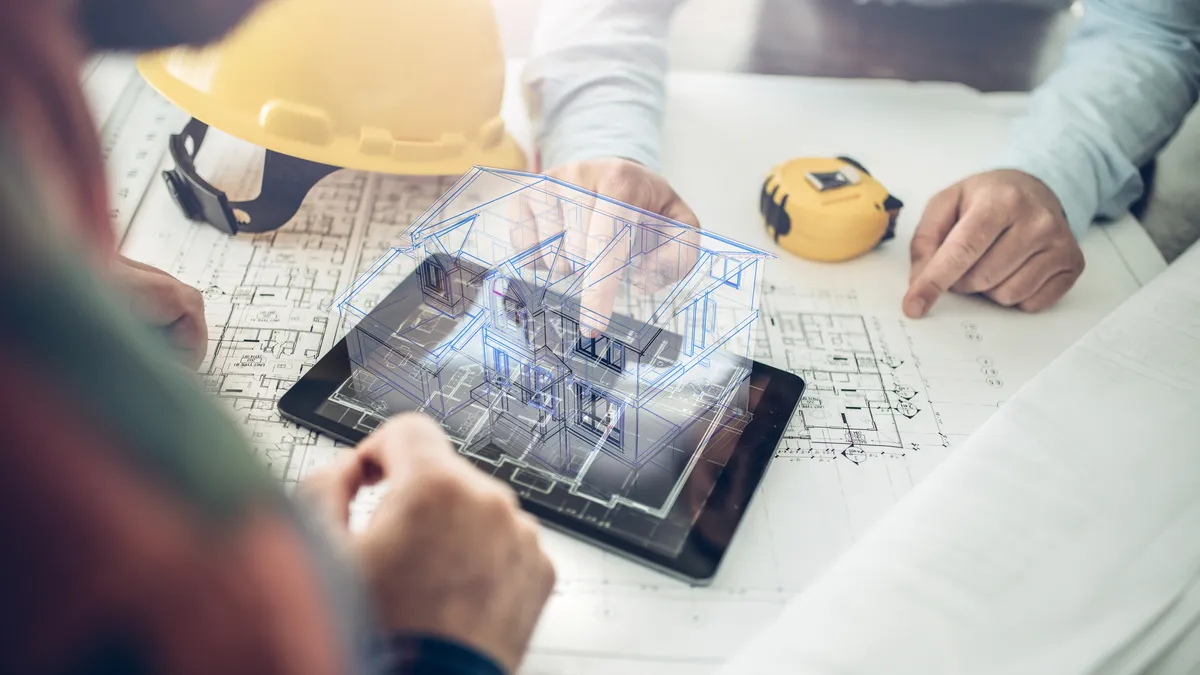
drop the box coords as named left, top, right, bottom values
left=383, top=633, right=506, bottom=675
left=536, top=99, right=664, bottom=173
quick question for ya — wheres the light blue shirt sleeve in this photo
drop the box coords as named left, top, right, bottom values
left=983, top=0, right=1200, bottom=238
left=520, top=0, right=685, bottom=173
left=523, top=0, right=1200, bottom=240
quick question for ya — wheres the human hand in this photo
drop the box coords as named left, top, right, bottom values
left=512, top=158, right=702, bottom=337
left=903, top=170, right=1084, bottom=318
left=109, top=255, right=208, bottom=369
left=298, top=413, right=555, bottom=674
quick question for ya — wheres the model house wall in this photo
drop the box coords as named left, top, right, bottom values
left=335, top=168, right=770, bottom=517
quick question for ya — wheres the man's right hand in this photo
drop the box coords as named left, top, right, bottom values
left=299, top=413, right=556, bottom=674
left=543, top=158, right=700, bottom=231
left=513, top=158, right=702, bottom=337
left=903, top=170, right=1085, bottom=318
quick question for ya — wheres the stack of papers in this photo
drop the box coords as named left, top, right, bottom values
left=719, top=242, right=1200, bottom=674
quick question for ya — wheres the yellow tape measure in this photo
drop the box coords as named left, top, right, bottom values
left=760, top=156, right=903, bottom=262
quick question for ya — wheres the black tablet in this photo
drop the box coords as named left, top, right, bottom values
left=279, top=256, right=805, bottom=585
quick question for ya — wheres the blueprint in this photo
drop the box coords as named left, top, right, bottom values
left=92, top=54, right=1170, bottom=674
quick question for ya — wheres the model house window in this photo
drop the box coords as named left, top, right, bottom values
left=421, top=262, right=452, bottom=299
left=502, top=295, right=525, bottom=330
left=709, top=257, right=741, bottom=289
left=492, top=349, right=510, bottom=382
left=575, top=335, right=625, bottom=372
left=528, top=366, right=555, bottom=412
left=576, top=384, right=621, bottom=446
left=640, top=227, right=663, bottom=254
left=496, top=292, right=537, bottom=345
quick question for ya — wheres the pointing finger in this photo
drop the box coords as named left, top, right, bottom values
left=909, top=187, right=962, bottom=283
left=507, top=191, right=540, bottom=258
left=578, top=209, right=628, bottom=338
left=578, top=175, right=646, bottom=338
left=658, top=198, right=702, bottom=285
left=903, top=205, right=1010, bottom=318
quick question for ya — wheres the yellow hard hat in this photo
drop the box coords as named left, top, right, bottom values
left=137, top=0, right=526, bottom=235
left=760, top=156, right=903, bottom=263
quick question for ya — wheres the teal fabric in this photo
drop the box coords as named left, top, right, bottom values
left=0, top=170, right=276, bottom=522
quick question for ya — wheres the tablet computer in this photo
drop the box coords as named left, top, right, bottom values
left=279, top=254, right=805, bottom=585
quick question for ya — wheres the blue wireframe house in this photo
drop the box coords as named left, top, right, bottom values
left=332, top=168, right=772, bottom=517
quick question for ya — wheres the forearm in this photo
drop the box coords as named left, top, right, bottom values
left=521, top=0, right=684, bottom=171
left=986, top=0, right=1200, bottom=238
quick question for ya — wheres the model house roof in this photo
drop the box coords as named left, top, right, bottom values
left=393, top=167, right=772, bottom=349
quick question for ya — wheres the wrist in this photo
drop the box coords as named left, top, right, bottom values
left=980, top=150, right=1099, bottom=241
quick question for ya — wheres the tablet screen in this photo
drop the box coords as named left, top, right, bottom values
left=317, top=372, right=778, bottom=559
left=283, top=255, right=804, bottom=580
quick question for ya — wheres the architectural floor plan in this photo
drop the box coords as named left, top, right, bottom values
left=95, top=54, right=1164, bottom=674
left=114, top=145, right=1067, bottom=671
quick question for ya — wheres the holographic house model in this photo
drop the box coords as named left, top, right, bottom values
left=330, top=168, right=772, bottom=519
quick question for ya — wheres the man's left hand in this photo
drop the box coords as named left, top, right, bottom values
left=110, top=256, right=208, bottom=369
left=903, top=170, right=1085, bottom=318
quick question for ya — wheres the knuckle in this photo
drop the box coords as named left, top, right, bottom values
left=993, top=184, right=1023, bottom=209
left=610, top=158, right=642, bottom=180
left=605, top=162, right=638, bottom=188
left=909, top=228, right=936, bottom=252
left=409, top=467, right=468, bottom=510
left=930, top=185, right=958, bottom=207
left=1048, top=244, right=1084, bottom=273
left=957, top=272, right=991, bottom=295
left=1066, top=243, right=1086, bottom=269
left=989, top=287, right=1020, bottom=307
left=1022, top=287, right=1061, bottom=313
left=601, top=164, right=653, bottom=203
left=184, top=286, right=205, bottom=314
left=945, top=239, right=982, bottom=268
left=1026, top=212, right=1058, bottom=237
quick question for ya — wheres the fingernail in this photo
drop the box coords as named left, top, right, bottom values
left=905, top=297, right=926, bottom=318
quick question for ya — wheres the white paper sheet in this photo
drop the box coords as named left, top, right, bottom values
left=89, top=57, right=1177, bottom=672
left=718, top=240, right=1200, bottom=675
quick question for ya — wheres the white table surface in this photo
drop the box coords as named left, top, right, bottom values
left=89, top=55, right=1173, bottom=673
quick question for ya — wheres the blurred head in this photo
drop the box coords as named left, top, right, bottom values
left=76, top=0, right=262, bottom=50
left=0, top=0, right=261, bottom=255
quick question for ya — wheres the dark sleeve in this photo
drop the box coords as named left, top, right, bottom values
left=383, top=635, right=505, bottom=675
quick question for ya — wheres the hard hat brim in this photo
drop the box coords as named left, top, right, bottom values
left=137, top=53, right=528, bottom=176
